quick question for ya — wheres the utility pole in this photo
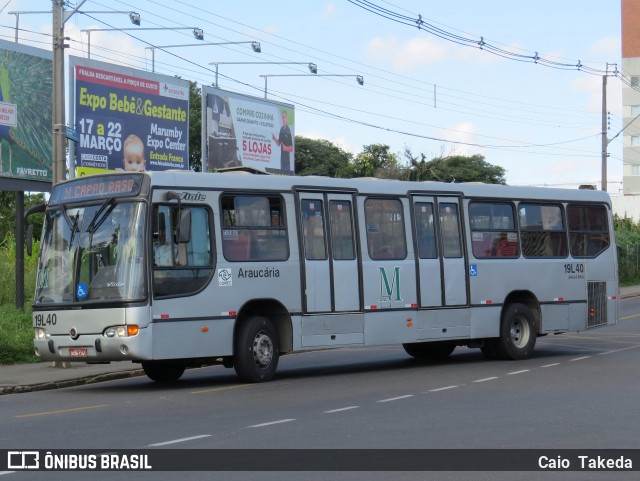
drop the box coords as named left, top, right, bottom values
left=52, top=0, right=67, bottom=185
left=601, top=74, right=607, bottom=192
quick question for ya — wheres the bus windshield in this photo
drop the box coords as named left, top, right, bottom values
left=34, top=201, right=147, bottom=305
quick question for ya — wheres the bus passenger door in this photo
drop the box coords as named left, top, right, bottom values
left=413, top=196, right=468, bottom=307
left=298, top=192, right=360, bottom=313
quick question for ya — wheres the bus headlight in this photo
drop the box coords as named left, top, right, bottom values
left=104, top=325, right=139, bottom=338
left=34, top=327, right=47, bottom=340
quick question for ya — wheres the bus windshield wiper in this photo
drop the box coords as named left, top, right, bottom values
left=68, top=211, right=80, bottom=250
left=86, top=198, right=115, bottom=234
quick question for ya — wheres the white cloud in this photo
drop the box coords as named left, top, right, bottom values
left=365, top=35, right=447, bottom=71
left=324, top=3, right=336, bottom=18
left=439, top=121, right=483, bottom=156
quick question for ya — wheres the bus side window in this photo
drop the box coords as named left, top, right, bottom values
left=221, top=194, right=289, bottom=262
left=567, top=204, right=610, bottom=257
left=152, top=205, right=213, bottom=298
left=365, top=198, right=407, bottom=260
left=519, top=204, right=567, bottom=258
left=414, top=202, right=437, bottom=259
left=329, top=200, right=355, bottom=260
left=439, top=203, right=461, bottom=258
left=301, top=200, right=327, bottom=260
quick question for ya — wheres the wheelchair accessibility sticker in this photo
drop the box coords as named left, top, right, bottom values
left=76, top=283, right=88, bottom=299
left=469, top=264, right=478, bottom=277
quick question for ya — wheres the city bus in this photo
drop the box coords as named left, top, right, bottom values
left=31, top=170, right=618, bottom=383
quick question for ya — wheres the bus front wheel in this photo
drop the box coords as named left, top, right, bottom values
left=234, top=316, right=279, bottom=383
left=489, top=303, right=536, bottom=360
left=142, top=362, right=186, bottom=383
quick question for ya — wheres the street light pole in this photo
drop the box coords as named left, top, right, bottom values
left=209, top=61, right=317, bottom=88
left=82, top=27, right=204, bottom=59
left=52, top=0, right=67, bottom=185
left=147, top=41, right=260, bottom=73
left=260, top=74, right=364, bottom=99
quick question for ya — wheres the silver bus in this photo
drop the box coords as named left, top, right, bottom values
left=32, top=171, right=618, bottom=383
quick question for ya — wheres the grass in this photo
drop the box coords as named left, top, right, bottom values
left=0, top=236, right=38, bottom=365
left=0, top=305, right=37, bottom=364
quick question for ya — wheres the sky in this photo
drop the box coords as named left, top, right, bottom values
left=0, top=0, right=624, bottom=191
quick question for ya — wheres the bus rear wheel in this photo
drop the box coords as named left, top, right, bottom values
left=402, top=341, right=456, bottom=360
left=142, top=361, right=186, bottom=383
left=489, top=303, right=536, bottom=360
left=234, top=316, right=279, bottom=383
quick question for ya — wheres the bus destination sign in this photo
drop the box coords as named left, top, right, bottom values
left=50, top=174, right=143, bottom=204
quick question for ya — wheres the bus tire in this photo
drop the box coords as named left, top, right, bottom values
left=493, top=303, right=536, bottom=360
left=234, top=316, right=279, bottom=383
left=142, top=362, right=185, bottom=383
left=402, top=341, right=456, bottom=359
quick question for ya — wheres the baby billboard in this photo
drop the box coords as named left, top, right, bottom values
left=202, top=86, right=294, bottom=175
left=70, top=57, right=190, bottom=176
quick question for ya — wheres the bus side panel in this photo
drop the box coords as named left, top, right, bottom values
left=469, top=306, right=501, bottom=339
left=150, top=318, right=235, bottom=359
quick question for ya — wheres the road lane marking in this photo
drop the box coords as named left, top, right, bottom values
left=377, top=395, right=414, bottom=403
left=507, top=370, right=530, bottom=375
left=473, top=377, right=498, bottom=383
left=15, top=404, right=109, bottom=418
left=149, top=435, right=212, bottom=447
left=324, top=406, right=359, bottom=413
left=247, top=419, right=295, bottom=428
left=191, top=384, right=252, bottom=395
left=569, top=354, right=592, bottom=361
left=427, top=386, right=459, bottom=392
left=540, top=363, right=560, bottom=368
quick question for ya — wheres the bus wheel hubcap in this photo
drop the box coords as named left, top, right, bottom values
left=252, top=332, right=273, bottom=367
left=510, top=318, right=528, bottom=348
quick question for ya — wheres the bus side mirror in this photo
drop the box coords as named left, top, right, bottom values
left=24, top=203, right=45, bottom=257
left=26, top=224, right=34, bottom=256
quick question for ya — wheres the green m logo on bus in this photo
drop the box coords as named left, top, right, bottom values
left=378, top=266, right=402, bottom=304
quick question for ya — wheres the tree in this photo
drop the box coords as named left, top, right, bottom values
left=343, top=144, right=399, bottom=178
left=188, top=81, right=202, bottom=171
left=406, top=150, right=506, bottom=184
left=294, top=136, right=353, bottom=177
left=0, top=192, right=45, bottom=243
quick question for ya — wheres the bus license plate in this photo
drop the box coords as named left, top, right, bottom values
left=68, top=348, right=87, bottom=358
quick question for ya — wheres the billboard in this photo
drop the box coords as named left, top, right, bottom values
left=202, top=87, right=295, bottom=174
left=70, top=57, right=190, bottom=176
left=0, top=40, right=52, bottom=183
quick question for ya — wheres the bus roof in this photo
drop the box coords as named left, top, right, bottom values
left=74, top=170, right=613, bottom=205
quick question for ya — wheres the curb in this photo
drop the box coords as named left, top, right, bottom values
left=0, top=369, right=145, bottom=396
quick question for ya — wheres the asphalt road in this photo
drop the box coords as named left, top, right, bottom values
left=1, top=297, right=640, bottom=481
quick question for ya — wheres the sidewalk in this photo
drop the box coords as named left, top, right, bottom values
left=2, top=285, right=639, bottom=395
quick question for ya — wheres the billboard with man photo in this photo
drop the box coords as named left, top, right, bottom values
left=202, top=86, right=295, bottom=174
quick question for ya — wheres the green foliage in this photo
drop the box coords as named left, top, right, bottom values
left=294, top=136, right=353, bottom=177
left=0, top=234, right=38, bottom=364
left=614, top=215, right=640, bottom=285
left=342, top=143, right=400, bottom=178
left=188, top=81, right=202, bottom=171
left=406, top=151, right=507, bottom=184
left=0, top=305, right=36, bottom=364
